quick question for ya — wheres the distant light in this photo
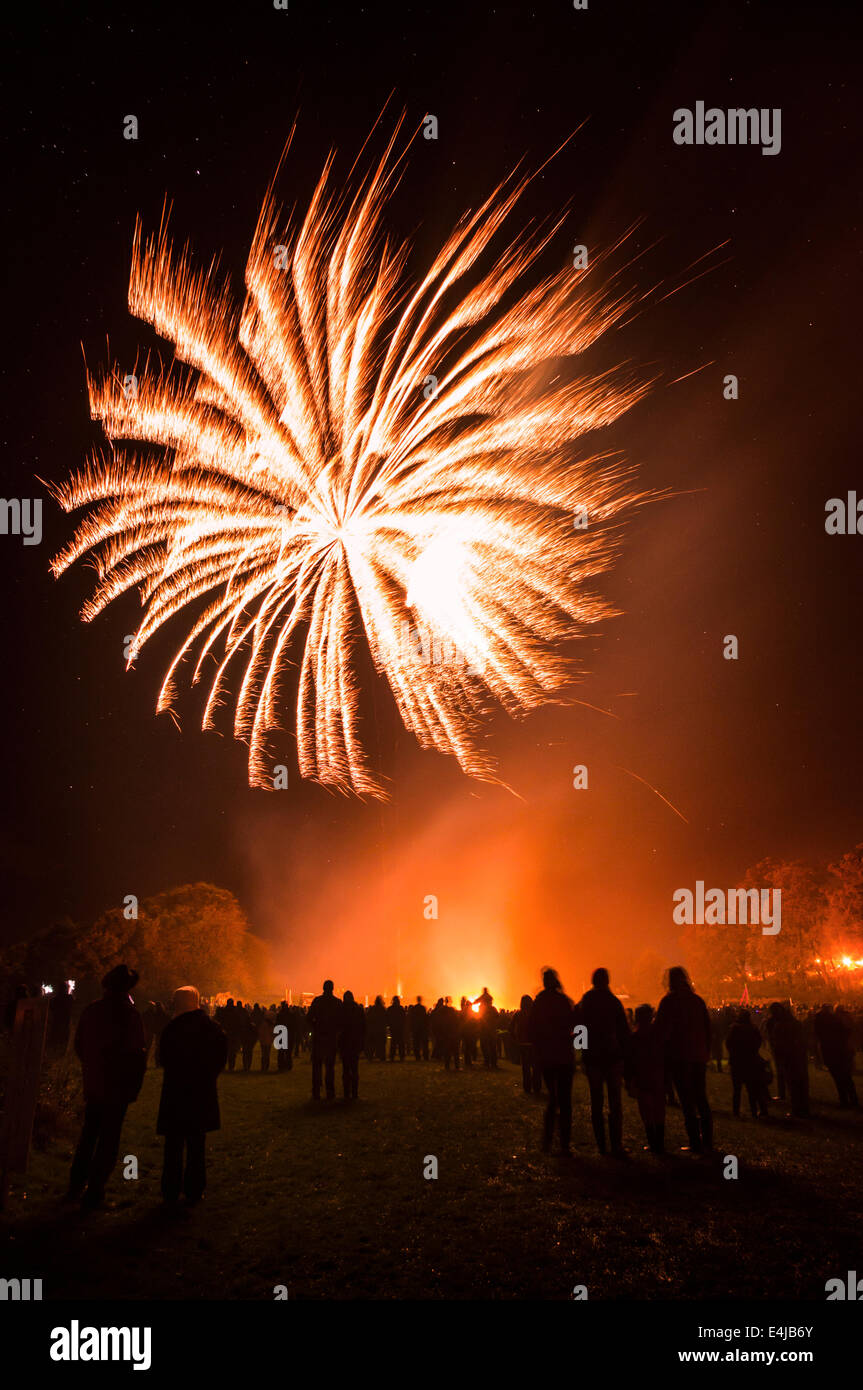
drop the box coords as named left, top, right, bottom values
left=471, top=1002, right=480, bottom=1014
left=41, top=984, right=53, bottom=995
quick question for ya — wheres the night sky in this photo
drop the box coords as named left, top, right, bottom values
left=2, top=1, right=860, bottom=1002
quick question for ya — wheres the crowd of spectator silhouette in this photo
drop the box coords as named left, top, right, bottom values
left=2, top=965, right=860, bottom=1210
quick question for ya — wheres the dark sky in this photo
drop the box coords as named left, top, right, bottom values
left=2, top=1, right=860, bottom=1001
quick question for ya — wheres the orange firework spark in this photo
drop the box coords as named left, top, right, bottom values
left=50, top=119, right=649, bottom=797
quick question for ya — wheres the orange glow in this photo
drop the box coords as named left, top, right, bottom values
left=813, top=953, right=863, bottom=972
left=471, top=1001, right=481, bottom=1014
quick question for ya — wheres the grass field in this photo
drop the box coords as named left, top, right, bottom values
left=5, top=1055, right=863, bottom=1300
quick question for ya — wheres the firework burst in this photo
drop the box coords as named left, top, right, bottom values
left=51, top=119, right=649, bottom=797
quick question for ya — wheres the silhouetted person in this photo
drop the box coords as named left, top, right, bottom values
left=367, top=996, right=388, bottom=1060
left=578, top=967, right=631, bottom=1157
left=275, top=1000, right=293, bottom=1070
left=513, top=994, right=543, bottom=1094
left=222, top=999, right=239, bottom=1071
left=68, top=964, right=147, bottom=1210
left=765, top=1004, right=788, bottom=1102
left=308, top=980, right=343, bottom=1100
left=625, top=1003, right=666, bottom=1154
left=290, top=1003, right=306, bottom=1057
left=408, top=997, right=430, bottom=1060
left=258, top=1007, right=275, bottom=1071
left=387, top=995, right=407, bottom=1061
left=815, top=1005, right=859, bottom=1108
left=725, top=1009, right=769, bottom=1118
left=528, top=968, right=576, bottom=1155
left=768, top=1003, right=809, bottom=1117
left=477, top=989, right=499, bottom=1069
left=440, top=997, right=461, bottom=1070
left=245, top=1006, right=261, bottom=1071
left=655, top=966, right=713, bottom=1153
left=340, top=990, right=366, bottom=1100
left=237, top=1004, right=255, bottom=1071
left=157, top=985, right=227, bottom=1205
left=429, top=998, right=444, bottom=1062
left=460, top=997, right=479, bottom=1066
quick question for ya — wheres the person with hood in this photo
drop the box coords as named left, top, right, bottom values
left=578, top=967, right=632, bottom=1157
left=528, top=968, right=576, bottom=1155
left=340, top=990, right=366, bottom=1100
left=157, top=985, right=228, bottom=1205
left=68, top=964, right=147, bottom=1210
left=655, top=966, right=713, bottom=1152
left=308, top=980, right=344, bottom=1099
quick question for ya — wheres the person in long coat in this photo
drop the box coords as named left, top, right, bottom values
left=528, top=969, right=576, bottom=1154
left=339, top=990, right=366, bottom=1100
left=577, top=967, right=631, bottom=1156
left=157, top=985, right=228, bottom=1205
left=68, top=963, right=147, bottom=1209
left=308, top=980, right=344, bottom=1099
left=655, top=966, right=713, bottom=1152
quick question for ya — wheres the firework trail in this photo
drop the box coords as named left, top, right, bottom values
left=51, top=118, right=649, bottom=797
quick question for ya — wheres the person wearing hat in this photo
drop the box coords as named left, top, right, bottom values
left=157, top=985, right=228, bottom=1205
left=68, top=964, right=147, bottom=1210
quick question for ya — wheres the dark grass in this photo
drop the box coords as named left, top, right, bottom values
left=4, top=1057, right=863, bottom=1300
